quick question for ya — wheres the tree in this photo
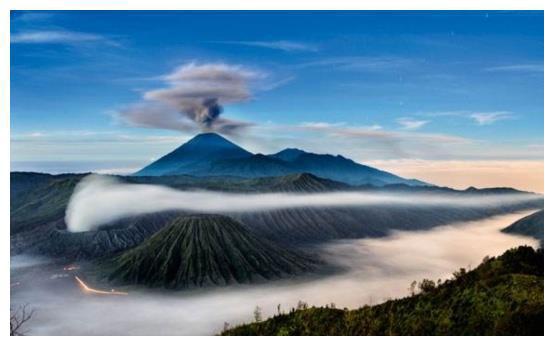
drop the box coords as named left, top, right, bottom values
left=453, top=267, right=467, bottom=280
left=296, top=300, right=308, bottom=310
left=418, top=279, right=436, bottom=293
left=409, top=280, right=417, bottom=296
left=254, top=306, right=262, bottom=323
left=10, top=305, right=34, bottom=336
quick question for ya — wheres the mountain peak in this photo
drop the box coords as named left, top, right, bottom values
left=271, top=148, right=308, bottom=162
left=181, top=132, right=242, bottom=149
left=134, top=132, right=252, bottom=176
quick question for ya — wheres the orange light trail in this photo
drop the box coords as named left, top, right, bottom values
left=74, top=276, right=128, bottom=296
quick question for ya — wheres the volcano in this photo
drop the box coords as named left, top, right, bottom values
left=134, top=133, right=427, bottom=187
left=106, top=215, right=318, bottom=288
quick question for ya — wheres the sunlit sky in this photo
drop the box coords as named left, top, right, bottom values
left=10, top=11, right=544, bottom=192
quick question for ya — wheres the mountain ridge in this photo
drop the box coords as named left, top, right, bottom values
left=133, top=133, right=428, bottom=187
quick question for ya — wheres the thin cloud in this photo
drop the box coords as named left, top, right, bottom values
left=292, top=122, right=467, bottom=144
left=299, top=56, right=413, bottom=71
left=416, top=110, right=513, bottom=126
left=396, top=118, right=429, bottom=130
left=415, top=110, right=468, bottom=117
left=216, top=40, right=318, bottom=52
left=11, top=131, right=187, bottom=144
left=11, top=12, right=55, bottom=23
left=470, top=112, right=512, bottom=125
left=11, top=30, right=119, bottom=46
left=484, top=64, right=543, bottom=73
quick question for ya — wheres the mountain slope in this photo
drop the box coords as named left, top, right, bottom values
left=223, top=246, right=544, bottom=336
left=10, top=173, right=85, bottom=235
left=270, top=148, right=425, bottom=186
left=11, top=212, right=181, bottom=260
left=106, top=215, right=318, bottom=288
left=135, top=133, right=252, bottom=176
left=133, top=133, right=426, bottom=187
left=502, top=210, right=544, bottom=246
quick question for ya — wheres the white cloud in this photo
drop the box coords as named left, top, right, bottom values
left=485, top=64, right=543, bottom=73
left=11, top=30, right=118, bottom=46
left=396, top=118, right=429, bottom=130
left=11, top=12, right=55, bottom=23
left=469, top=112, right=512, bottom=125
left=299, top=56, right=413, bottom=71
left=415, top=110, right=513, bottom=126
left=216, top=40, right=318, bottom=52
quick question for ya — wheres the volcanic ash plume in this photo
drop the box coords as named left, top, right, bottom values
left=119, top=63, right=259, bottom=134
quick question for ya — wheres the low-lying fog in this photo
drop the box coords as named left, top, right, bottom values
left=66, top=174, right=541, bottom=232
left=11, top=210, right=539, bottom=335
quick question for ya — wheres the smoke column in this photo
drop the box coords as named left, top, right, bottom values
left=119, top=63, right=258, bottom=134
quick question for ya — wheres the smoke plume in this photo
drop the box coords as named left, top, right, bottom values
left=65, top=175, right=542, bottom=232
left=119, top=63, right=259, bottom=134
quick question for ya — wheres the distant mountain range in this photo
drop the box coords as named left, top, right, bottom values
left=134, top=133, right=427, bottom=187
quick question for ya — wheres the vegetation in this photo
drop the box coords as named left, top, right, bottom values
left=10, top=304, right=34, bottom=336
left=11, top=173, right=83, bottom=234
left=222, top=246, right=544, bottom=336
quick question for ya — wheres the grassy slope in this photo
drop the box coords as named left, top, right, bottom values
left=223, top=246, right=543, bottom=336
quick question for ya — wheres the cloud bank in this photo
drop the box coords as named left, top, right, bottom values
left=65, top=175, right=541, bottom=232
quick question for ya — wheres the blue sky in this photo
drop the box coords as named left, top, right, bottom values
left=10, top=11, right=544, bottom=190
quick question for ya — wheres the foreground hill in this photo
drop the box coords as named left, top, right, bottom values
left=502, top=210, right=544, bottom=247
left=106, top=215, right=318, bottom=288
left=223, top=246, right=544, bottom=336
left=133, top=133, right=425, bottom=186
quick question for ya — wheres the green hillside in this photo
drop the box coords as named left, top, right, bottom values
left=223, top=246, right=544, bottom=336
left=106, top=215, right=319, bottom=288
